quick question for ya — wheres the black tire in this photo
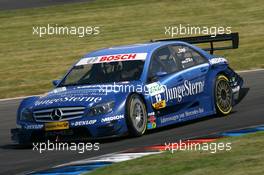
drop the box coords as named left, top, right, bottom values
left=125, top=94, right=147, bottom=137
left=215, top=74, right=233, bottom=115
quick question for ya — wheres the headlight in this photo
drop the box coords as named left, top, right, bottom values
left=88, top=101, right=115, bottom=116
left=20, top=108, right=34, bottom=121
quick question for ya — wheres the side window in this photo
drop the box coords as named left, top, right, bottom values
left=148, top=46, right=179, bottom=80
left=171, top=45, right=207, bottom=70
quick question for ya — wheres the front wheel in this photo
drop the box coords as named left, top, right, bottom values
left=215, top=75, right=233, bottom=115
left=126, top=94, right=147, bottom=137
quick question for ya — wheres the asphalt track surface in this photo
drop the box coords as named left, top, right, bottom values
left=0, top=70, right=263, bottom=174
left=0, top=0, right=93, bottom=10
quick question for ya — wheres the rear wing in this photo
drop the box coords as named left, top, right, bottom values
left=153, top=33, right=239, bottom=54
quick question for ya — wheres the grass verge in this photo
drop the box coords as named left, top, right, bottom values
left=0, top=0, right=263, bottom=98
left=87, top=131, right=264, bottom=175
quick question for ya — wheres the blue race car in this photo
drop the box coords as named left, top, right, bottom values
left=11, top=33, right=243, bottom=144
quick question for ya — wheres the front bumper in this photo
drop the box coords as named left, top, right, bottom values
left=11, top=127, right=90, bottom=144
left=11, top=120, right=127, bottom=144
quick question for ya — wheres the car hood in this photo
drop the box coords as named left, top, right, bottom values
left=33, top=81, right=143, bottom=109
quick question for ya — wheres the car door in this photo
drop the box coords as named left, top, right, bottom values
left=146, top=45, right=184, bottom=112
left=168, top=44, right=210, bottom=107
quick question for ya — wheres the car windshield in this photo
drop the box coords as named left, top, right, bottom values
left=59, top=60, right=145, bottom=86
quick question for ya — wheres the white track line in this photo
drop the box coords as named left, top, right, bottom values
left=0, top=68, right=263, bottom=102
left=237, top=68, right=264, bottom=73
left=0, top=95, right=40, bottom=102
left=55, top=152, right=161, bottom=168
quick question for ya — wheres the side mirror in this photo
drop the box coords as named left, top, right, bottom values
left=52, top=80, right=60, bottom=87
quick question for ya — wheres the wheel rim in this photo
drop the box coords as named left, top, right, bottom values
left=216, top=78, right=232, bottom=114
left=130, top=98, right=146, bottom=133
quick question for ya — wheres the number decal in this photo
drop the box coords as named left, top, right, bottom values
left=155, top=94, right=162, bottom=102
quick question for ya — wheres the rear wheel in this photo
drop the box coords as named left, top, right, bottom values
left=215, top=75, right=233, bottom=115
left=126, top=94, right=147, bottom=136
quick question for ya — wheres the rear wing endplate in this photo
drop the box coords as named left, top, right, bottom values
left=153, top=33, right=239, bottom=54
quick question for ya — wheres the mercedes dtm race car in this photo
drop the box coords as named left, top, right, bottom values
left=11, top=33, right=243, bottom=144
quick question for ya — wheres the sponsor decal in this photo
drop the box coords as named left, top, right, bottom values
left=152, top=100, right=166, bottom=110
left=45, top=121, right=69, bottom=131
left=148, top=115, right=156, bottom=123
left=147, top=115, right=157, bottom=129
left=148, top=112, right=155, bottom=116
left=209, top=57, right=227, bottom=65
left=76, top=53, right=147, bottom=65
left=181, top=57, right=193, bottom=64
left=147, top=123, right=156, bottom=129
left=165, top=80, right=205, bottom=102
left=100, top=54, right=137, bottom=62
left=160, top=108, right=204, bottom=124
left=178, top=48, right=186, bottom=53
left=72, top=120, right=97, bottom=126
left=147, top=82, right=167, bottom=109
left=24, top=124, right=43, bottom=129
left=35, top=96, right=102, bottom=106
left=146, top=82, right=166, bottom=96
left=101, top=115, right=124, bottom=123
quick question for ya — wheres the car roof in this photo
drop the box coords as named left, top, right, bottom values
left=83, top=41, right=192, bottom=58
